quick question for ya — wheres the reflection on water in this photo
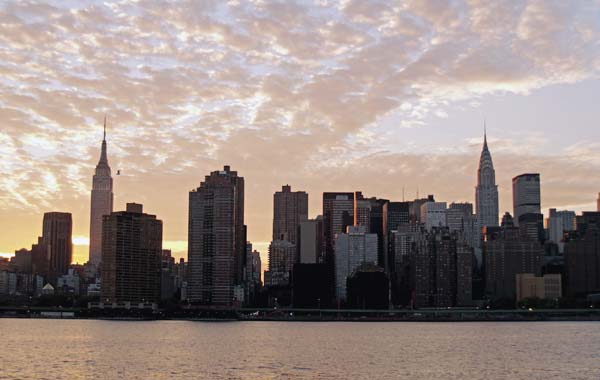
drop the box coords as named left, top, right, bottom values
left=1, top=319, right=599, bottom=379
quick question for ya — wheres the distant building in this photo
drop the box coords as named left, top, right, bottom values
left=346, top=263, right=389, bottom=310
left=11, top=249, right=32, bottom=273
left=353, top=191, right=372, bottom=231
left=475, top=129, right=499, bottom=228
left=57, top=268, right=81, bottom=295
left=334, top=226, right=378, bottom=302
left=564, top=212, right=600, bottom=297
left=547, top=209, right=576, bottom=253
left=188, top=166, right=245, bottom=306
left=42, top=212, right=73, bottom=283
left=101, top=203, right=162, bottom=304
left=273, top=185, right=308, bottom=245
left=410, top=196, right=434, bottom=223
left=323, top=192, right=354, bottom=261
left=89, top=118, right=114, bottom=266
left=597, top=193, right=600, bottom=212
left=292, top=263, right=332, bottom=309
left=382, top=201, right=410, bottom=271
left=515, top=273, right=562, bottom=302
left=0, top=271, right=17, bottom=295
left=447, top=202, right=480, bottom=252
left=298, top=218, right=323, bottom=264
left=412, top=228, right=473, bottom=308
left=420, top=202, right=447, bottom=231
left=264, top=239, right=296, bottom=287
left=484, top=223, right=543, bottom=300
left=244, top=243, right=262, bottom=306
left=160, top=250, right=176, bottom=301
left=518, top=212, right=545, bottom=243
left=513, top=173, right=541, bottom=226
left=389, top=224, right=422, bottom=306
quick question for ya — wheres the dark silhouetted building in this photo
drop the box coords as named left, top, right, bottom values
left=412, top=228, right=472, bottom=308
left=188, top=166, right=245, bottom=306
left=292, top=263, right=332, bottom=309
left=42, top=212, right=73, bottom=284
left=101, top=203, right=162, bottom=303
left=484, top=221, right=543, bottom=300
left=273, top=185, right=308, bottom=245
left=564, top=212, right=600, bottom=297
left=323, top=192, right=354, bottom=261
left=346, top=263, right=389, bottom=310
left=298, top=217, right=323, bottom=264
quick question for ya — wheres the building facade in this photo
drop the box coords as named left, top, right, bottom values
left=512, top=173, right=541, bottom=226
left=42, top=212, right=73, bottom=284
left=547, top=209, right=576, bottom=253
left=323, top=192, right=355, bottom=261
left=272, top=185, right=308, bottom=244
left=298, top=218, right=323, bottom=264
left=188, top=166, right=245, bottom=306
left=420, top=202, right=447, bottom=231
left=334, top=226, right=378, bottom=302
left=484, top=225, right=544, bottom=300
left=101, top=204, right=162, bottom=304
left=89, top=118, right=114, bottom=266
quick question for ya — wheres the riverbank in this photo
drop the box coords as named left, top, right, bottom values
left=2, top=306, right=600, bottom=322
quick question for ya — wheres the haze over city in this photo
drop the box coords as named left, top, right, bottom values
left=1, top=1, right=599, bottom=265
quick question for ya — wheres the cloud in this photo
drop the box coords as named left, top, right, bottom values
left=0, top=1, right=599, bottom=259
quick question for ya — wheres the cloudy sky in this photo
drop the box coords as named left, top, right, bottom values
left=1, top=0, right=599, bottom=263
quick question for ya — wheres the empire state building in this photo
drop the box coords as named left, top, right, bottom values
left=475, top=128, right=499, bottom=228
left=89, top=118, right=114, bottom=266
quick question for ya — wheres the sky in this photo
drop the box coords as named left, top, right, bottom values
left=1, top=0, right=599, bottom=265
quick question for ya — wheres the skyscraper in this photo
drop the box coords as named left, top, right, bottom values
left=512, top=173, right=541, bottom=226
left=323, top=192, right=355, bottom=261
left=272, top=185, right=308, bottom=244
left=42, top=212, right=73, bottom=283
left=188, top=166, right=245, bottom=306
left=547, top=208, right=576, bottom=253
left=475, top=129, right=499, bottom=228
left=89, top=118, right=114, bottom=266
left=334, top=226, right=378, bottom=302
left=101, top=203, right=162, bottom=304
left=298, top=217, right=323, bottom=264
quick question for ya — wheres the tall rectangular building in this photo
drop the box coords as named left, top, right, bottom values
left=334, top=226, right=378, bottom=302
left=89, top=120, right=113, bottom=266
left=101, top=204, right=162, bottom=303
left=42, top=212, right=73, bottom=283
left=564, top=212, right=600, bottom=296
left=323, top=192, right=354, bottom=261
left=513, top=173, right=541, bottom=226
left=547, top=209, right=576, bottom=253
left=421, top=202, right=447, bottom=231
left=272, top=185, right=308, bottom=244
left=188, top=166, right=245, bottom=306
left=298, top=218, right=323, bottom=264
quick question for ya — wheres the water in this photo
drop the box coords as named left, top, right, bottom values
left=1, top=319, right=599, bottom=379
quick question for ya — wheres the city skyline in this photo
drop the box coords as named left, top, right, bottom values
left=1, top=1, right=600, bottom=264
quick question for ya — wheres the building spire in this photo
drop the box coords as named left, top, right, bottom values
left=483, top=119, right=488, bottom=150
left=99, top=116, right=108, bottom=165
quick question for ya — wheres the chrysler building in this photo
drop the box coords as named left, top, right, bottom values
left=475, top=126, right=499, bottom=228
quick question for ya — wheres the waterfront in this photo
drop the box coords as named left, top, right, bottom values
left=1, top=320, right=599, bottom=379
